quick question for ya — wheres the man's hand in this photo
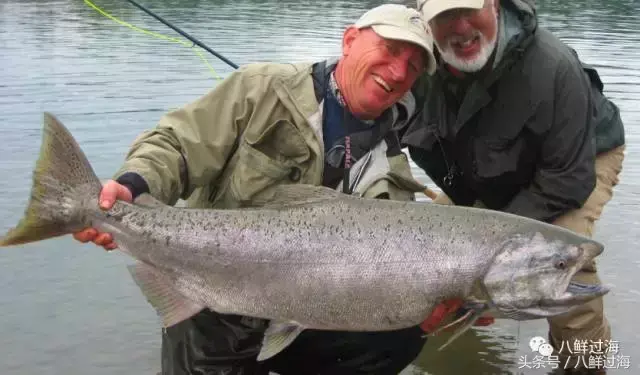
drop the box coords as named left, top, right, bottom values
left=419, top=298, right=494, bottom=334
left=72, top=180, right=133, bottom=251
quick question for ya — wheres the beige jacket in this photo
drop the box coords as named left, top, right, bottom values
left=114, top=61, right=425, bottom=208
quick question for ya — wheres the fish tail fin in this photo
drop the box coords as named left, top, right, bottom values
left=0, top=112, right=102, bottom=247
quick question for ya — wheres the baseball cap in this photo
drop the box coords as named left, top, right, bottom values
left=417, top=0, right=485, bottom=22
left=355, top=4, right=437, bottom=75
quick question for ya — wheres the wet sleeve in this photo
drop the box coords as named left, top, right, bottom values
left=501, top=59, right=596, bottom=223
left=112, top=69, right=256, bottom=205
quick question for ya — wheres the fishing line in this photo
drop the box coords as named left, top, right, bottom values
left=83, top=0, right=224, bottom=81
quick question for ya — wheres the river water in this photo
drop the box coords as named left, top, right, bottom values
left=0, top=0, right=638, bottom=374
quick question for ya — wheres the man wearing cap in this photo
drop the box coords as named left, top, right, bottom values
left=71, top=4, right=466, bottom=375
left=402, top=0, right=626, bottom=373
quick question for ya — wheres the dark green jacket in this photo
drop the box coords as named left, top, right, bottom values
left=401, top=0, right=625, bottom=223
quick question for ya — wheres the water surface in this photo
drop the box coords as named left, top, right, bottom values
left=0, top=0, right=638, bottom=373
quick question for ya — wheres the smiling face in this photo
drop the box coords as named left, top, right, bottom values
left=335, top=27, right=425, bottom=120
left=429, top=0, right=499, bottom=72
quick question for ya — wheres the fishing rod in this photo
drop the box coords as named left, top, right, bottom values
left=125, top=0, right=239, bottom=69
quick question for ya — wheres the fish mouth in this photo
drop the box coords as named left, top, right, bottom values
left=540, top=281, right=610, bottom=307
left=486, top=236, right=609, bottom=321
left=538, top=239, right=608, bottom=309
left=498, top=282, right=610, bottom=320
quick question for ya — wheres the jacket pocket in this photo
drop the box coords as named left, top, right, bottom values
left=230, top=119, right=311, bottom=203
left=473, top=136, right=526, bottom=178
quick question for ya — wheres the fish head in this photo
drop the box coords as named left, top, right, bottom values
left=482, top=230, right=609, bottom=320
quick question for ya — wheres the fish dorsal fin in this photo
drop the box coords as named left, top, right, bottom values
left=257, top=321, right=306, bottom=361
left=134, top=193, right=167, bottom=209
left=250, top=184, right=355, bottom=208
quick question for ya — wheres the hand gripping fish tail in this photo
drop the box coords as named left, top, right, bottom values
left=0, top=112, right=611, bottom=360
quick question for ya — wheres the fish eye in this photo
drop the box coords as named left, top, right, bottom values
left=554, top=259, right=567, bottom=270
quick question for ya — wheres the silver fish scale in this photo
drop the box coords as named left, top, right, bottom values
left=99, top=197, right=507, bottom=330
left=1, top=114, right=607, bottom=347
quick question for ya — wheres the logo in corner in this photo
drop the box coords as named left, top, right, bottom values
left=528, top=336, right=555, bottom=356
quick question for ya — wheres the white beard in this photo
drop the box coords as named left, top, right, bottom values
left=434, top=11, right=499, bottom=73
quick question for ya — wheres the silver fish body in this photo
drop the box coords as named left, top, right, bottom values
left=0, top=113, right=610, bottom=359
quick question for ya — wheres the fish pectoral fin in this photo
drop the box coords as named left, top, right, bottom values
left=249, top=184, right=356, bottom=208
left=133, top=193, right=168, bottom=209
left=256, top=321, right=305, bottom=361
left=436, top=305, right=489, bottom=351
left=127, top=262, right=205, bottom=327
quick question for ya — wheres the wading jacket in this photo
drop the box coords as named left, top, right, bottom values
left=402, top=0, right=625, bottom=223
left=113, top=60, right=425, bottom=209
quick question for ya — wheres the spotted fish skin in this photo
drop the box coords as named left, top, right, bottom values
left=0, top=113, right=609, bottom=360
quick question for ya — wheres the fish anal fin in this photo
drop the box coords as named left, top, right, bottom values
left=256, top=321, right=305, bottom=361
left=127, top=262, right=204, bottom=327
